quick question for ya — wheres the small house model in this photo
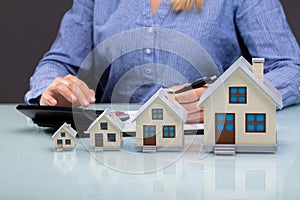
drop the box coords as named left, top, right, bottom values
left=52, top=122, right=78, bottom=151
left=85, top=109, right=124, bottom=151
left=198, top=57, right=283, bottom=155
left=132, top=88, right=188, bottom=152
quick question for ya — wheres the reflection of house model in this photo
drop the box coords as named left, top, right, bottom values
left=53, top=150, right=77, bottom=174
left=198, top=57, right=283, bottom=155
left=89, top=152, right=120, bottom=184
left=203, top=156, right=277, bottom=199
left=85, top=109, right=124, bottom=151
left=132, top=88, right=188, bottom=152
left=136, top=156, right=184, bottom=198
left=52, top=122, right=78, bottom=151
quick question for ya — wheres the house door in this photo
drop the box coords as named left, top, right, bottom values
left=95, top=133, right=103, bottom=147
left=215, top=113, right=235, bottom=144
left=57, top=139, right=63, bottom=149
left=143, top=125, right=156, bottom=145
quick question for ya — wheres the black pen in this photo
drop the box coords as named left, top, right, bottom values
left=171, top=75, right=217, bottom=94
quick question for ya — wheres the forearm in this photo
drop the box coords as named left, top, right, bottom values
left=235, top=0, right=300, bottom=107
left=265, top=62, right=300, bottom=107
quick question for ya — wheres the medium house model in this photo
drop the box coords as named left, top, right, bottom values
left=132, top=88, right=188, bottom=152
left=85, top=109, right=124, bottom=151
left=197, top=57, right=283, bottom=155
left=52, top=122, right=78, bottom=151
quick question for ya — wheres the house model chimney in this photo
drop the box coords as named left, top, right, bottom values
left=252, top=58, right=265, bottom=82
left=167, top=90, right=176, bottom=104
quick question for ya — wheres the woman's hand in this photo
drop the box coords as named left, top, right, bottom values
left=40, top=74, right=96, bottom=107
left=168, top=85, right=207, bottom=123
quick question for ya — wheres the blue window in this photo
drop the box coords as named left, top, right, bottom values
left=230, top=88, right=237, bottom=94
left=61, top=132, right=65, bottom=137
left=100, top=122, right=108, bottom=130
left=57, top=139, right=63, bottom=145
left=247, top=114, right=255, bottom=122
left=231, top=96, right=237, bottom=103
left=257, top=124, right=265, bottom=131
left=229, top=87, right=247, bottom=104
left=95, top=133, right=103, bottom=141
left=107, top=133, right=116, bottom=142
left=257, top=115, right=265, bottom=122
left=226, top=124, right=234, bottom=131
left=246, top=114, right=266, bottom=133
left=247, top=124, right=255, bottom=131
left=152, top=109, right=163, bottom=120
left=217, top=124, right=224, bottom=131
left=163, top=126, right=176, bottom=138
left=226, top=114, right=234, bottom=122
left=217, top=115, right=224, bottom=122
left=144, top=125, right=156, bottom=138
left=216, top=113, right=235, bottom=132
left=239, top=87, right=246, bottom=94
left=65, top=139, right=71, bottom=145
left=239, top=96, right=246, bottom=102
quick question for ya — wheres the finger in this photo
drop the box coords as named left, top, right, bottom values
left=175, top=86, right=207, bottom=104
left=60, top=76, right=91, bottom=106
left=180, top=101, right=200, bottom=113
left=40, top=92, right=57, bottom=106
left=65, top=75, right=96, bottom=103
left=50, top=81, right=77, bottom=103
left=88, top=89, right=96, bottom=102
left=165, top=85, right=185, bottom=92
left=71, top=84, right=92, bottom=107
left=186, top=110, right=204, bottom=124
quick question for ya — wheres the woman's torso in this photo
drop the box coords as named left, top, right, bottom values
left=91, top=0, right=242, bottom=103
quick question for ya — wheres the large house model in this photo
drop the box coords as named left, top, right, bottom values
left=132, top=88, right=188, bottom=152
left=85, top=109, right=124, bottom=151
left=52, top=122, right=78, bottom=151
left=198, top=57, right=283, bottom=155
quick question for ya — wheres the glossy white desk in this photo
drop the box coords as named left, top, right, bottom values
left=0, top=104, right=299, bottom=200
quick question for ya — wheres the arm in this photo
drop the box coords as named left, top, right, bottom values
left=234, top=0, right=300, bottom=107
left=24, top=0, right=94, bottom=105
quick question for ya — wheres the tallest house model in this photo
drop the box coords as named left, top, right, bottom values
left=198, top=57, right=283, bottom=155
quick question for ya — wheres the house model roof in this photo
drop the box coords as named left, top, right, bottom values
left=197, top=56, right=283, bottom=109
left=52, top=122, right=78, bottom=139
left=132, top=88, right=188, bottom=122
left=86, top=108, right=125, bottom=131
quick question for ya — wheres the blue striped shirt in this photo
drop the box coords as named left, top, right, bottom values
left=25, top=0, right=300, bottom=107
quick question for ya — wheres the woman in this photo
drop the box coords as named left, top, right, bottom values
left=25, top=0, right=300, bottom=123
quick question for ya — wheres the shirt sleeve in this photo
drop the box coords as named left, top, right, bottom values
left=24, top=0, right=94, bottom=105
left=234, top=0, right=300, bottom=107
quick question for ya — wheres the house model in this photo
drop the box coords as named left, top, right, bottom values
left=52, top=122, right=78, bottom=151
left=132, top=88, right=188, bottom=152
left=197, top=57, right=283, bottom=155
left=85, top=109, right=124, bottom=151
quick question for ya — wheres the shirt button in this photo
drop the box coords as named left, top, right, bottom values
left=145, top=48, right=151, bottom=54
left=148, top=27, right=153, bottom=33
left=146, top=68, right=151, bottom=74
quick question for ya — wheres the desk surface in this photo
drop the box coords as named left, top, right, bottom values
left=0, top=104, right=299, bottom=200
